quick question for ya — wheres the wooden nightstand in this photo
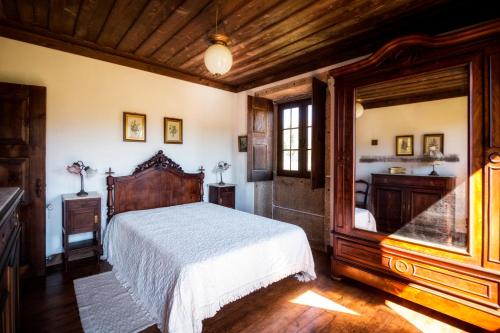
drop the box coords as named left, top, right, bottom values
left=62, top=192, right=102, bottom=271
left=208, top=184, right=235, bottom=209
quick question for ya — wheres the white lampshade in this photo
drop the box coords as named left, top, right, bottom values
left=355, top=102, right=364, bottom=118
left=204, top=43, right=233, bottom=75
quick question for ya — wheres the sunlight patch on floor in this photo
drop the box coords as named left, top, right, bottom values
left=385, top=300, right=467, bottom=333
left=289, top=290, right=360, bottom=315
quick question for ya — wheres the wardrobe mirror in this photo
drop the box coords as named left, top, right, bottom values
left=353, top=65, right=469, bottom=249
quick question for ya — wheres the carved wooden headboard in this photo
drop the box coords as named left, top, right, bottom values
left=106, top=150, right=204, bottom=222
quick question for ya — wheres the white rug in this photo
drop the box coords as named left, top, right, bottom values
left=74, top=271, right=155, bottom=333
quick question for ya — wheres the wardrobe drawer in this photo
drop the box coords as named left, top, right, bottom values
left=334, top=236, right=500, bottom=309
left=386, top=254, right=499, bottom=308
left=335, top=237, right=391, bottom=271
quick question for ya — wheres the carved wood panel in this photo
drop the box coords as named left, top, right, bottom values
left=0, top=91, right=29, bottom=145
left=107, top=151, right=204, bottom=221
left=485, top=46, right=500, bottom=271
left=0, top=158, right=29, bottom=202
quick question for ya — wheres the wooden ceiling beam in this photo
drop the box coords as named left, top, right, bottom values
left=0, top=21, right=236, bottom=92
left=48, top=0, right=81, bottom=35
left=150, top=0, right=248, bottom=64
left=16, top=0, right=34, bottom=24
left=2, top=0, right=19, bottom=20
left=115, top=0, right=184, bottom=53
left=33, top=0, right=49, bottom=29
left=134, top=0, right=210, bottom=58
left=73, top=0, right=114, bottom=41
left=165, top=0, right=284, bottom=68
left=96, top=0, right=149, bottom=48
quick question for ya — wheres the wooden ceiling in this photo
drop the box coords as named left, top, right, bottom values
left=357, top=66, right=469, bottom=109
left=0, top=0, right=498, bottom=92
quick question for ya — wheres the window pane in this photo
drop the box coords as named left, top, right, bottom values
left=283, top=129, right=290, bottom=149
left=290, top=150, right=299, bottom=171
left=307, top=126, right=312, bottom=149
left=283, top=108, right=291, bottom=129
left=307, top=150, right=311, bottom=171
left=283, top=151, right=291, bottom=170
left=291, top=107, right=299, bottom=128
left=308, top=105, right=312, bottom=126
left=290, top=128, right=299, bottom=149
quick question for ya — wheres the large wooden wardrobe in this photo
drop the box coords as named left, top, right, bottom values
left=329, top=21, right=500, bottom=331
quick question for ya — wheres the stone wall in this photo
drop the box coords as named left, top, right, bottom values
left=253, top=79, right=332, bottom=251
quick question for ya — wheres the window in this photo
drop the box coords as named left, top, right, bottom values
left=277, top=99, right=312, bottom=177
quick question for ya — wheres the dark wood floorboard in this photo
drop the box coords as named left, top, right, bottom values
left=20, top=252, right=487, bottom=333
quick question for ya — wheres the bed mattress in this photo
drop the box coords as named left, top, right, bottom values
left=104, top=202, right=316, bottom=333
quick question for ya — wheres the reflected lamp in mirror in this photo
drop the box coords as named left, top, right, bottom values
left=215, top=161, right=231, bottom=185
left=355, top=101, right=364, bottom=118
left=427, top=146, right=444, bottom=176
left=66, top=161, right=97, bottom=196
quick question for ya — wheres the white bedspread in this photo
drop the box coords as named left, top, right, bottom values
left=104, top=202, right=316, bottom=333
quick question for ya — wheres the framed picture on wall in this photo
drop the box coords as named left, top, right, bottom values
left=423, top=133, right=444, bottom=155
left=123, top=112, right=146, bottom=142
left=164, top=117, right=183, bottom=144
left=395, top=135, right=414, bottom=156
left=238, top=135, right=248, bottom=152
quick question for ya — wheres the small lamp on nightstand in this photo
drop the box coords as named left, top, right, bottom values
left=66, top=161, right=97, bottom=196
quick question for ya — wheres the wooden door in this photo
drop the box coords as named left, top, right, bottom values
left=0, top=82, right=46, bottom=276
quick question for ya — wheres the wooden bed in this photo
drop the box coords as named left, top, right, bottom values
left=105, top=150, right=205, bottom=223
left=103, top=150, right=316, bottom=333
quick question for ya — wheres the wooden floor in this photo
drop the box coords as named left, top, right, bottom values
left=20, top=252, right=486, bottom=333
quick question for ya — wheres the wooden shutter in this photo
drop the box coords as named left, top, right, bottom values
left=311, top=77, right=327, bottom=189
left=247, top=95, right=273, bottom=182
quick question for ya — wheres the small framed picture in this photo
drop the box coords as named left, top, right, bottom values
left=123, top=112, right=146, bottom=142
left=423, top=133, right=444, bottom=155
left=395, top=135, right=414, bottom=156
left=164, top=117, right=183, bottom=144
left=238, top=135, right=248, bottom=152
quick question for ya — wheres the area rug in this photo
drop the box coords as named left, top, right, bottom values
left=74, top=271, right=155, bottom=333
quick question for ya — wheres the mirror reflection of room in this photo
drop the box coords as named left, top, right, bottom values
left=354, top=66, right=468, bottom=248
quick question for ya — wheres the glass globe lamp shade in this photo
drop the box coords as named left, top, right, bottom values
left=355, top=102, right=364, bottom=118
left=204, top=43, right=233, bottom=75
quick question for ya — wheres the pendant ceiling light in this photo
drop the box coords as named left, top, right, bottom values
left=355, top=101, right=365, bottom=118
left=204, top=6, right=232, bottom=76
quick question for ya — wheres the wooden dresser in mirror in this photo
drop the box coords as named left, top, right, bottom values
left=329, top=21, right=500, bottom=331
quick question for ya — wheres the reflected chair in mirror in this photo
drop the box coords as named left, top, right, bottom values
left=355, top=180, right=369, bottom=209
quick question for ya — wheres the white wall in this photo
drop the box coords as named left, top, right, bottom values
left=0, top=36, right=247, bottom=256
left=232, top=92, right=254, bottom=213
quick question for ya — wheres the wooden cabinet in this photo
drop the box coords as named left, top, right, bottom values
left=0, top=187, right=22, bottom=333
left=208, top=184, right=235, bottom=209
left=62, top=192, right=102, bottom=271
left=371, top=174, right=456, bottom=234
left=329, top=22, right=500, bottom=331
